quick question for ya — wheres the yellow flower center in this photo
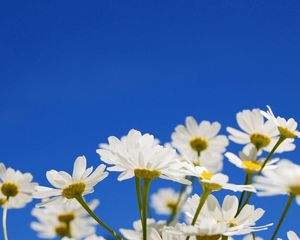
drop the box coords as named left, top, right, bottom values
left=55, top=224, right=71, bottom=238
left=201, top=171, right=214, bottom=180
left=58, top=212, right=75, bottom=223
left=166, top=201, right=177, bottom=211
left=250, top=133, right=271, bottom=149
left=134, top=169, right=161, bottom=180
left=289, top=185, right=300, bottom=195
left=196, top=235, right=221, bottom=240
left=199, top=172, right=222, bottom=191
left=278, top=126, right=297, bottom=139
left=190, top=137, right=208, bottom=154
left=242, top=160, right=261, bottom=174
left=62, top=182, right=86, bottom=199
left=229, top=219, right=238, bottom=227
left=1, top=182, right=19, bottom=198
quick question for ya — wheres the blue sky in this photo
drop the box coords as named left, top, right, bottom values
left=1, top=0, right=300, bottom=239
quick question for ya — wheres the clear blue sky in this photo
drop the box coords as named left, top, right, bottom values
left=1, top=1, right=300, bottom=239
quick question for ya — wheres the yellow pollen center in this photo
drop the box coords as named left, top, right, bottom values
left=278, top=126, right=297, bottom=139
left=134, top=169, right=161, bottom=180
left=289, top=185, right=300, bottom=195
left=62, top=182, right=86, bottom=199
left=242, top=160, right=261, bottom=174
left=58, top=212, right=75, bottom=223
left=250, top=133, right=271, bottom=149
left=229, top=219, right=238, bottom=227
left=1, top=182, right=19, bottom=198
left=190, top=137, right=208, bottom=154
left=55, top=224, right=71, bottom=238
left=196, top=235, right=221, bottom=240
left=201, top=171, right=214, bottom=180
left=166, top=201, right=177, bottom=210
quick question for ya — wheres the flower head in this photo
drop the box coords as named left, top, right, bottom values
left=171, top=116, right=229, bottom=173
left=0, top=163, right=37, bottom=209
left=227, top=108, right=295, bottom=153
left=261, top=105, right=300, bottom=139
left=34, top=156, right=108, bottom=207
left=97, top=129, right=189, bottom=184
left=254, top=160, right=300, bottom=204
left=225, top=146, right=279, bottom=174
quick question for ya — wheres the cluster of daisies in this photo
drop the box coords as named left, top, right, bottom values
left=1, top=106, right=300, bottom=240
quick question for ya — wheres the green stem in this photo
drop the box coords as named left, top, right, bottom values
left=258, top=136, right=285, bottom=176
left=75, top=195, right=123, bottom=240
left=167, top=183, right=186, bottom=225
left=237, top=174, right=251, bottom=209
left=251, top=232, right=256, bottom=240
left=2, top=203, right=8, bottom=240
left=186, top=189, right=211, bottom=240
left=142, top=179, right=151, bottom=240
left=135, top=177, right=143, bottom=221
left=270, top=194, right=295, bottom=240
left=221, top=236, right=228, bottom=240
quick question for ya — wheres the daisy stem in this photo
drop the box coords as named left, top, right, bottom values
left=251, top=232, right=256, bottom=240
left=221, top=236, right=228, bottom=240
left=2, top=203, right=8, bottom=240
left=75, top=195, right=123, bottom=240
left=142, top=179, right=151, bottom=240
left=270, top=194, right=295, bottom=240
left=186, top=189, right=211, bottom=240
left=258, top=136, right=285, bottom=176
left=135, top=177, right=143, bottom=221
left=237, top=173, right=251, bottom=209
left=167, top=183, right=186, bottom=225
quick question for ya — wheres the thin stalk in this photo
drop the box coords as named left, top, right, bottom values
left=142, top=179, right=151, bottom=240
left=237, top=173, right=251, bottom=209
left=186, top=189, right=211, bottom=240
left=251, top=232, right=256, bottom=240
left=221, top=236, right=228, bottom=240
left=258, top=136, right=285, bottom=176
left=270, top=194, right=295, bottom=240
left=2, top=203, right=8, bottom=240
left=75, top=195, right=123, bottom=240
left=135, top=177, right=143, bottom=220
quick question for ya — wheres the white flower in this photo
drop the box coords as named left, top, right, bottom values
left=254, top=160, right=300, bottom=204
left=261, top=105, right=300, bottom=139
left=120, top=218, right=166, bottom=240
left=225, top=146, right=279, bottom=174
left=97, top=129, right=189, bottom=184
left=62, top=235, right=106, bottom=240
left=151, top=188, right=179, bottom=215
left=31, top=199, right=99, bottom=239
left=227, top=108, right=295, bottom=153
left=242, top=235, right=263, bottom=240
left=199, top=195, right=272, bottom=235
left=287, top=231, right=300, bottom=240
left=34, top=156, right=108, bottom=207
left=0, top=163, right=37, bottom=209
left=171, top=116, right=229, bottom=173
left=184, top=163, right=255, bottom=192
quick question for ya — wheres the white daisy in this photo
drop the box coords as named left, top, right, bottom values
left=62, top=236, right=106, bottom=240
left=171, top=116, right=229, bottom=173
left=261, top=105, right=300, bottom=139
left=242, top=235, right=263, bottom=240
left=120, top=219, right=166, bottom=240
left=97, top=129, right=189, bottom=184
left=225, top=146, right=279, bottom=174
left=151, top=188, right=179, bottom=215
left=34, top=156, right=108, bottom=207
left=184, top=163, right=255, bottom=193
left=254, top=160, right=300, bottom=204
left=31, top=199, right=98, bottom=239
left=227, top=108, right=295, bottom=153
left=287, top=231, right=300, bottom=240
left=0, top=163, right=37, bottom=209
left=199, top=195, right=272, bottom=236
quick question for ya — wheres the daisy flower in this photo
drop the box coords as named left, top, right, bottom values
left=34, top=156, right=108, bottom=207
left=31, top=199, right=98, bottom=239
left=242, top=235, right=263, bottom=240
left=62, top=235, right=106, bottom=240
left=171, top=116, right=229, bottom=173
left=151, top=188, right=180, bottom=215
left=225, top=146, right=279, bottom=174
left=97, top=129, right=189, bottom=184
left=261, top=105, right=300, bottom=139
left=254, top=160, right=300, bottom=204
left=120, top=219, right=166, bottom=240
left=227, top=108, right=295, bottom=153
left=198, top=195, right=272, bottom=236
left=0, top=163, right=37, bottom=209
left=287, top=231, right=300, bottom=240
left=184, top=163, right=255, bottom=193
